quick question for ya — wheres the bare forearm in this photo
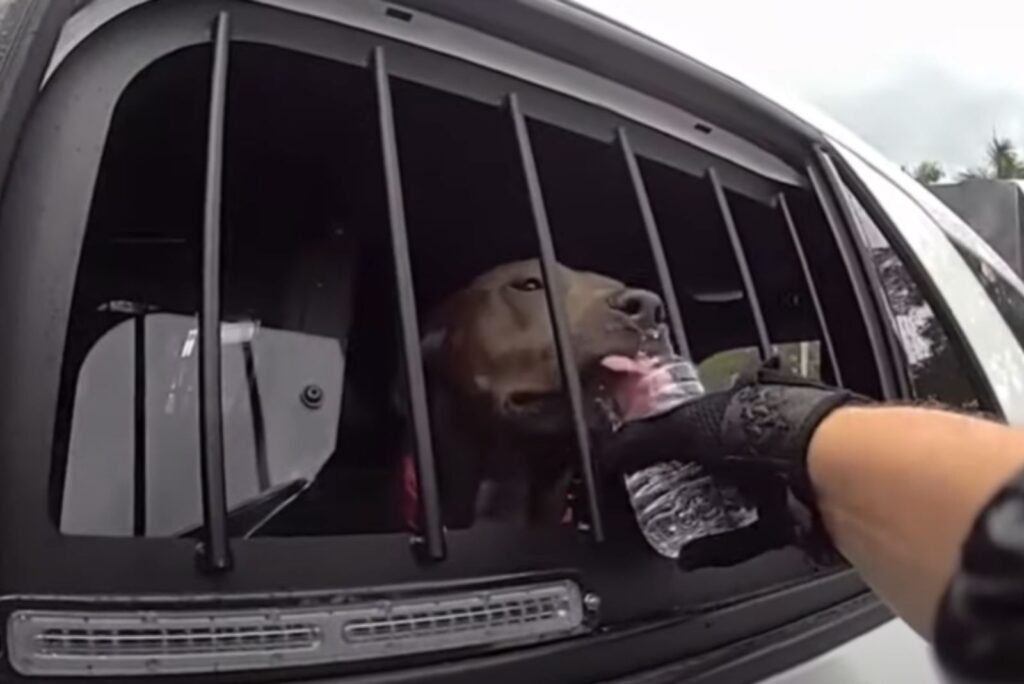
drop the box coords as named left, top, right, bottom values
left=808, top=406, right=1024, bottom=637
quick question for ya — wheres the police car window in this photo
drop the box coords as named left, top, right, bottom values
left=840, top=183, right=985, bottom=410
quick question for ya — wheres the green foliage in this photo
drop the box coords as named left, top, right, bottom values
left=956, top=135, right=1024, bottom=180
left=908, top=160, right=945, bottom=184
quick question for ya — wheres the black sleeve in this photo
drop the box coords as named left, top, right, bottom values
left=935, top=466, right=1024, bottom=682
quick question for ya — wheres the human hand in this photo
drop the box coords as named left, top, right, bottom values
left=600, top=362, right=866, bottom=508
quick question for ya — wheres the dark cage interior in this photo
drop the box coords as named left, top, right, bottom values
left=56, top=40, right=877, bottom=546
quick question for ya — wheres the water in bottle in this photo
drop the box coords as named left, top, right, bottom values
left=596, top=342, right=758, bottom=559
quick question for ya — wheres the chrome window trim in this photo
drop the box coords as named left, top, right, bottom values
left=46, top=0, right=803, bottom=188
left=832, top=140, right=1024, bottom=424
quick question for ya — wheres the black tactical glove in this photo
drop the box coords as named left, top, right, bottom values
left=600, top=362, right=867, bottom=510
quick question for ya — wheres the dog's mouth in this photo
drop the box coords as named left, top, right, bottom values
left=584, top=323, right=679, bottom=429
left=590, top=355, right=665, bottom=430
left=502, top=324, right=680, bottom=434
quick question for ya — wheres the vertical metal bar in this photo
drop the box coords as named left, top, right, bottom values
left=708, top=168, right=772, bottom=360
left=776, top=193, right=843, bottom=386
left=617, top=128, right=692, bottom=360
left=372, top=46, right=446, bottom=560
left=197, top=11, right=232, bottom=572
left=133, top=316, right=146, bottom=537
left=508, top=93, right=604, bottom=541
left=242, top=341, right=270, bottom=492
left=808, top=155, right=897, bottom=399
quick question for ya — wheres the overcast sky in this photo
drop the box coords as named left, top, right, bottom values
left=579, top=1, right=1024, bottom=175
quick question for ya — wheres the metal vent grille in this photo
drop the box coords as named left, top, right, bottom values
left=36, top=623, right=321, bottom=656
left=7, top=580, right=584, bottom=677
left=342, top=585, right=574, bottom=643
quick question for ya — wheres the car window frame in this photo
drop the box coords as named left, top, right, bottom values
left=829, top=141, right=1017, bottom=420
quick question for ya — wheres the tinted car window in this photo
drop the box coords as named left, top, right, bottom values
left=840, top=183, right=985, bottom=410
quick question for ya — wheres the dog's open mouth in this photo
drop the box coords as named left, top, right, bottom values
left=585, top=324, right=697, bottom=431
left=594, top=355, right=666, bottom=428
left=591, top=352, right=702, bottom=430
left=501, top=325, right=688, bottom=435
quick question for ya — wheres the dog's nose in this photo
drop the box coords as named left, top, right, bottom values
left=609, top=289, right=665, bottom=328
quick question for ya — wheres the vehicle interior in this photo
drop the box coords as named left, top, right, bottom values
left=0, top=0, right=963, bottom=681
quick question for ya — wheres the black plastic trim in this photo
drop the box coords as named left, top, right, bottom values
left=0, top=570, right=875, bottom=682
left=611, top=592, right=891, bottom=684
left=306, top=578, right=884, bottom=684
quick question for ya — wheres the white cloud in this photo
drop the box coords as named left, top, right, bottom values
left=577, top=0, right=1024, bottom=171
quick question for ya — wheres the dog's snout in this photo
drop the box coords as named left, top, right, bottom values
left=609, top=289, right=665, bottom=328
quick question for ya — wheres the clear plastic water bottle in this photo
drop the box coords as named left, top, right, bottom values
left=602, top=355, right=759, bottom=559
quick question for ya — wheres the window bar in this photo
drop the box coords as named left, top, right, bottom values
left=197, top=10, right=232, bottom=572
left=133, top=315, right=146, bottom=537
left=617, top=128, right=692, bottom=360
left=508, top=93, right=604, bottom=541
left=372, top=46, right=446, bottom=560
left=808, top=155, right=897, bottom=399
left=775, top=193, right=844, bottom=386
left=708, top=168, right=772, bottom=360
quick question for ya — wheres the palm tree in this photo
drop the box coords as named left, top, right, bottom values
left=958, top=135, right=1024, bottom=180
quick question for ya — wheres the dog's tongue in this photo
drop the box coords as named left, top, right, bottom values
left=599, top=355, right=678, bottom=425
left=600, top=355, right=649, bottom=375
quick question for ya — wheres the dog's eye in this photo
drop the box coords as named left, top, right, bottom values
left=511, top=277, right=544, bottom=292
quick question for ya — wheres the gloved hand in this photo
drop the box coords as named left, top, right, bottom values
left=600, top=362, right=868, bottom=510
